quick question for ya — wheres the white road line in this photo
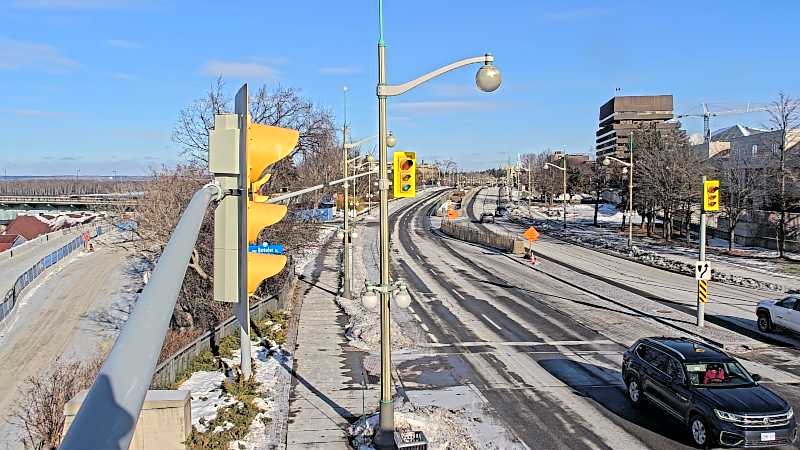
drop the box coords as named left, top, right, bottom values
left=420, top=323, right=430, bottom=332
left=427, top=332, right=439, bottom=343
left=413, top=313, right=422, bottom=322
left=418, top=339, right=617, bottom=348
left=481, top=313, right=502, bottom=331
left=452, top=290, right=465, bottom=300
left=407, top=306, right=416, bottom=313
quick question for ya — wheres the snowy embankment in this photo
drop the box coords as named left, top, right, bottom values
left=512, top=203, right=797, bottom=293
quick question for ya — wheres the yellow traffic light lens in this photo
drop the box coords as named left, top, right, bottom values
left=402, top=174, right=411, bottom=182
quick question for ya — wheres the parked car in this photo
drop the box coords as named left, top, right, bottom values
left=480, top=212, right=495, bottom=223
left=622, top=337, right=796, bottom=448
left=757, top=295, right=800, bottom=334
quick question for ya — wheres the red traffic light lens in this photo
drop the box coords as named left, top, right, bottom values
left=401, top=159, right=413, bottom=171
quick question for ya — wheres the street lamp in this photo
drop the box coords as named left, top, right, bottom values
left=602, top=135, right=635, bottom=248
left=543, top=156, right=568, bottom=229
left=372, top=0, right=502, bottom=445
left=341, top=95, right=395, bottom=300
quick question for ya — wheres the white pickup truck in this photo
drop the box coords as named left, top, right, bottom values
left=757, top=295, right=800, bottom=333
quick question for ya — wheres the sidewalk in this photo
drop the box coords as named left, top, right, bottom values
left=286, top=241, right=379, bottom=449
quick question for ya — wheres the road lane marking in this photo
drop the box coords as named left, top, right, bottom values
left=427, top=333, right=439, bottom=343
left=481, top=313, right=502, bottom=331
left=407, top=306, right=415, bottom=313
left=420, top=323, right=430, bottom=332
left=417, top=340, right=617, bottom=348
left=452, top=290, right=465, bottom=300
left=413, top=313, right=422, bottom=322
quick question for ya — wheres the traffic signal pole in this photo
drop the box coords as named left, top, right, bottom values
left=235, top=86, right=253, bottom=378
left=697, top=175, right=707, bottom=327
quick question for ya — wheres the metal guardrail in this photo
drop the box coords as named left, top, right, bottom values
left=0, top=195, right=137, bottom=206
left=60, top=183, right=220, bottom=450
left=0, top=225, right=104, bottom=324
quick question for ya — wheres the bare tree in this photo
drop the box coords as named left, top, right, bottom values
left=766, top=92, right=800, bottom=258
left=716, top=157, right=761, bottom=252
left=8, top=355, right=104, bottom=449
left=635, top=123, right=701, bottom=241
left=172, top=77, right=229, bottom=165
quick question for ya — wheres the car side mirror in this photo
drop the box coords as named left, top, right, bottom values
left=752, top=374, right=762, bottom=382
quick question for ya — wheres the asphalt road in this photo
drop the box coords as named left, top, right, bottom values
left=0, top=238, right=132, bottom=449
left=380, top=188, right=800, bottom=449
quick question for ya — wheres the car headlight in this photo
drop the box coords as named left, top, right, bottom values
left=715, top=409, right=745, bottom=423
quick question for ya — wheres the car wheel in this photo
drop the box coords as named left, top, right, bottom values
left=757, top=313, right=773, bottom=333
left=689, top=415, right=711, bottom=448
left=626, top=376, right=643, bottom=407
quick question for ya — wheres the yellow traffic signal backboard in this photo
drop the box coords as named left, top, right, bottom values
left=703, top=179, right=720, bottom=212
left=245, top=116, right=299, bottom=295
left=393, top=151, right=416, bottom=198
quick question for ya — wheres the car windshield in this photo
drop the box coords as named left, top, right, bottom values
left=684, top=361, right=755, bottom=387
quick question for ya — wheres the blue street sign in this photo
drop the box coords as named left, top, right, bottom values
left=247, top=244, right=285, bottom=255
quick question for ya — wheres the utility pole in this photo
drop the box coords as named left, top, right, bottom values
left=562, top=154, right=567, bottom=230
left=342, top=86, right=352, bottom=300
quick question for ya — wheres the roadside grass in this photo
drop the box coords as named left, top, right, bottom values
left=185, top=375, right=261, bottom=450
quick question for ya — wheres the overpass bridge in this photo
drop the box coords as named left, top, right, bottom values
left=0, top=194, right=138, bottom=211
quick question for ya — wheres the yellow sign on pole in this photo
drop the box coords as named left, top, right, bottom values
left=698, top=280, right=708, bottom=304
left=703, top=180, right=720, bottom=212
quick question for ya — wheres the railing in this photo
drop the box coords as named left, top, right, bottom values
left=150, top=261, right=295, bottom=388
left=440, top=219, right=524, bottom=254
left=0, top=225, right=104, bottom=324
left=60, top=183, right=221, bottom=450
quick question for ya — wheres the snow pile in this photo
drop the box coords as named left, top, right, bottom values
left=349, top=403, right=511, bottom=450
left=293, top=226, right=336, bottom=275
left=223, top=341, right=292, bottom=450
left=178, top=338, right=292, bottom=448
left=180, top=371, right=238, bottom=433
left=513, top=215, right=791, bottom=293
left=336, top=295, right=414, bottom=350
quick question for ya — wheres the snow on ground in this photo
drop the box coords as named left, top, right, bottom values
left=349, top=402, right=520, bottom=450
left=179, top=370, right=237, bottom=433
left=293, top=226, right=337, bottom=276
left=509, top=203, right=799, bottom=291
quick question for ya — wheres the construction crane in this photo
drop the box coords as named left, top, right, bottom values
left=674, top=102, right=769, bottom=143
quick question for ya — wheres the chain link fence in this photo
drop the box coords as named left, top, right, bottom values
left=0, top=225, right=104, bottom=323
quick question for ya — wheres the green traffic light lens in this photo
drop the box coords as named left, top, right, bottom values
left=402, top=184, right=411, bottom=192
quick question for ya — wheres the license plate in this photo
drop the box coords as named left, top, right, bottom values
left=761, top=432, right=776, bottom=441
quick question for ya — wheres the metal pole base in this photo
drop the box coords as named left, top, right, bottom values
left=373, top=400, right=395, bottom=450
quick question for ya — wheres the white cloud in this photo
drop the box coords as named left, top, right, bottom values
left=391, top=100, right=501, bottom=114
left=319, top=65, right=362, bottom=75
left=0, top=37, right=78, bottom=72
left=202, top=60, right=277, bottom=79
left=11, top=0, right=129, bottom=9
left=106, top=39, right=142, bottom=49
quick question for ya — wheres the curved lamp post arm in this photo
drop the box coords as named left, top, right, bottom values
left=378, top=54, right=493, bottom=97
left=544, top=162, right=566, bottom=172
left=345, top=134, right=379, bottom=150
left=605, top=156, right=632, bottom=167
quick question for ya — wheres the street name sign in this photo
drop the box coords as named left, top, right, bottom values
left=248, top=243, right=285, bottom=255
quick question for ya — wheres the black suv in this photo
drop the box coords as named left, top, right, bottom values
left=622, top=337, right=796, bottom=448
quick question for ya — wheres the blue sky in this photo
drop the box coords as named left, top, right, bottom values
left=1, top=0, right=798, bottom=175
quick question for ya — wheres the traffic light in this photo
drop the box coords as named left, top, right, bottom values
left=244, top=117, right=299, bottom=295
left=703, top=179, right=720, bottom=212
left=209, top=112, right=298, bottom=302
left=393, top=151, right=416, bottom=198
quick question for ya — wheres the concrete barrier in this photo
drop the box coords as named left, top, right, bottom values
left=440, top=220, right=525, bottom=255
left=63, top=390, right=191, bottom=450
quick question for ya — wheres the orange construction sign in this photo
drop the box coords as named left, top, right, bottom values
left=523, top=226, right=539, bottom=241
left=446, top=209, right=458, bottom=219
